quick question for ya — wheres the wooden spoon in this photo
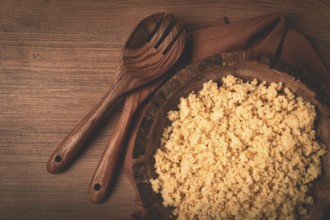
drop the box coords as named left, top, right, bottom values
left=47, top=12, right=186, bottom=173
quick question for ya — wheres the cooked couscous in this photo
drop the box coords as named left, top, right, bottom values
left=150, top=75, right=327, bottom=220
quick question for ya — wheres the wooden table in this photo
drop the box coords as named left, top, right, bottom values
left=1, top=1, right=330, bottom=219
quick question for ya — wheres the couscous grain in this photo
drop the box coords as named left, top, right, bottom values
left=150, top=75, right=327, bottom=220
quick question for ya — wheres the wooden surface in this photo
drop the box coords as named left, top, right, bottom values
left=1, top=1, right=330, bottom=220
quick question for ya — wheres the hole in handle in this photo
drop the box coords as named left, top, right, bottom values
left=94, top=183, right=101, bottom=191
left=55, top=155, right=62, bottom=163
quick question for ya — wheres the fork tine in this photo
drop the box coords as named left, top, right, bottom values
left=154, top=20, right=176, bottom=49
left=148, top=13, right=174, bottom=46
left=162, top=22, right=184, bottom=55
left=146, top=13, right=164, bottom=42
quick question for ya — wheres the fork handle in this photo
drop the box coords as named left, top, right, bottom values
left=88, top=93, right=138, bottom=203
left=88, top=79, right=160, bottom=203
left=47, top=71, right=131, bottom=173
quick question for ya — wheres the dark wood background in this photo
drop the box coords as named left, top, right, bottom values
left=1, top=1, right=330, bottom=220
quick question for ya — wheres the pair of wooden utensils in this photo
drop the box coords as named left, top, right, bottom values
left=46, top=12, right=186, bottom=203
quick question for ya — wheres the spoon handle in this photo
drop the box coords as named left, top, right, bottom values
left=47, top=71, right=131, bottom=173
left=88, top=80, right=160, bottom=203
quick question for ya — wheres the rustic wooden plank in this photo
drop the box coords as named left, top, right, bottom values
left=1, top=0, right=330, bottom=219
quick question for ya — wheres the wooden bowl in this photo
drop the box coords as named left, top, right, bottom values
left=131, top=52, right=330, bottom=219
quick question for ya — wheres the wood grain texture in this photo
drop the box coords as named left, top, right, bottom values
left=0, top=1, right=330, bottom=220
